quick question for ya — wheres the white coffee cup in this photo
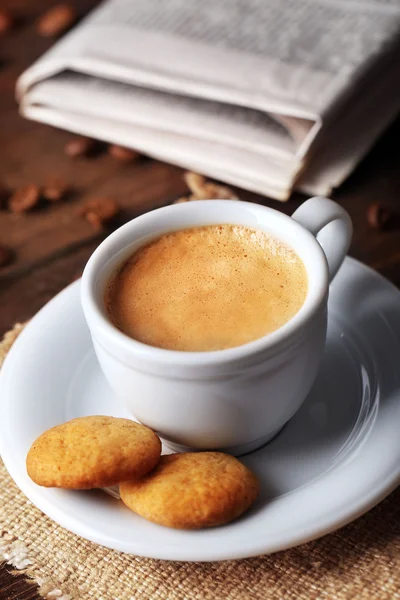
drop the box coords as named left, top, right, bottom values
left=81, top=197, right=352, bottom=456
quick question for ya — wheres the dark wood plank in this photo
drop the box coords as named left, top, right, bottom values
left=0, top=156, right=187, bottom=282
left=0, top=563, right=40, bottom=600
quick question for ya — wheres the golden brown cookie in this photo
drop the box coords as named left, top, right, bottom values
left=26, top=416, right=161, bottom=489
left=120, top=452, right=259, bottom=529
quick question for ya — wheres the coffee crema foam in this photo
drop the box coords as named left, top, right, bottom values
left=106, top=225, right=308, bottom=352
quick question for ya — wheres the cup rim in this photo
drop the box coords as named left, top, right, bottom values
left=81, top=200, right=329, bottom=366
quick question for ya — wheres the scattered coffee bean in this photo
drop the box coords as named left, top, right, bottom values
left=182, top=171, right=238, bottom=201
left=9, top=184, right=40, bottom=213
left=64, top=136, right=96, bottom=158
left=42, top=179, right=69, bottom=202
left=0, top=9, right=14, bottom=34
left=80, top=198, right=119, bottom=230
left=108, top=145, right=140, bottom=163
left=36, top=4, right=76, bottom=37
left=0, top=243, right=14, bottom=268
left=191, top=182, right=238, bottom=200
left=183, top=172, right=206, bottom=197
left=367, top=202, right=392, bottom=230
left=204, top=182, right=238, bottom=200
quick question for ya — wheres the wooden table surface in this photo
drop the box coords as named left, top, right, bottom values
left=1, top=1, right=399, bottom=598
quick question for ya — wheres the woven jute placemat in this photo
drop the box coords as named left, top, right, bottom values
left=0, top=324, right=399, bottom=600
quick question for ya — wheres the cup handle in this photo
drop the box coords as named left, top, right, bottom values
left=291, top=196, right=353, bottom=283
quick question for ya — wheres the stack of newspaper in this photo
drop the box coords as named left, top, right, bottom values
left=17, top=0, right=400, bottom=200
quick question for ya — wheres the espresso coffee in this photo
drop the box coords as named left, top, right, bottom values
left=106, top=225, right=307, bottom=352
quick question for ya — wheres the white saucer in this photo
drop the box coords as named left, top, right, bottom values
left=0, top=258, right=399, bottom=562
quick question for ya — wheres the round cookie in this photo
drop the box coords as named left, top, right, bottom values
left=26, top=416, right=161, bottom=489
left=120, top=452, right=259, bottom=529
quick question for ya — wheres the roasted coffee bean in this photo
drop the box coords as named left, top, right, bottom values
left=37, top=4, right=76, bottom=37
left=42, top=180, right=69, bottom=202
left=183, top=172, right=206, bottom=197
left=80, top=197, right=119, bottom=230
left=108, top=145, right=140, bottom=163
left=367, top=202, right=392, bottom=230
left=9, top=184, right=40, bottom=213
left=0, top=9, right=14, bottom=34
left=202, top=183, right=238, bottom=200
left=183, top=171, right=238, bottom=201
left=64, top=136, right=96, bottom=158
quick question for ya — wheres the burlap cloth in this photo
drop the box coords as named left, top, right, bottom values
left=0, top=325, right=399, bottom=600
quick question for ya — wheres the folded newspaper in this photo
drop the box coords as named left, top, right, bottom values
left=17, top=0, right=400, bottom=200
